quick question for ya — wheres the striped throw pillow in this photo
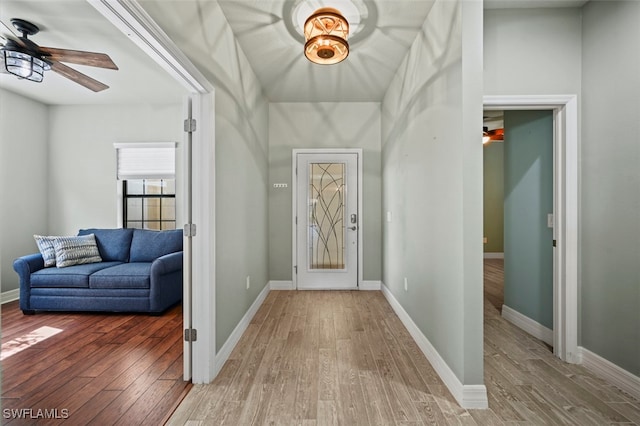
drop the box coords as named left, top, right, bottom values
left=53, top=234, right=103, bottom=268
left=34, top=235, right=58, bottom=267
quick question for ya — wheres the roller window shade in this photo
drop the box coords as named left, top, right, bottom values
left=114, top=142, right=176, bottom=180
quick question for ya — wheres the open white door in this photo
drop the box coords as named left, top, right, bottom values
left=182, top=96, right=194, bottom=380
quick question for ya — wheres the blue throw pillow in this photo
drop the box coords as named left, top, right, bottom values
left=129, top=229, right=183, bottom=262
left=54, top=234, right=103, bottom=268
left=78, top=228, right=134, bottom=262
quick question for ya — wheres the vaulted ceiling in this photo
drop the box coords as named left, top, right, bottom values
left=0, top=0, right=589, bottom=105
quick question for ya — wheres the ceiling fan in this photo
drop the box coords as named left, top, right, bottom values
left=0, top=18, right=118, bottom=92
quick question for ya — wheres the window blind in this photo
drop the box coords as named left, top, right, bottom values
left=114, top=142, right=176, bottom=180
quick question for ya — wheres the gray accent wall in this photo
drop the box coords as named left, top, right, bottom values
left=503, top=110, right=554, bottom=330
left=0, top=89, right=49, bottom=293
left=581, top=0, right=640, bottom=375
left=382, top=0, right=484, bottom=385
left=268, top=103, right=382, bottom=282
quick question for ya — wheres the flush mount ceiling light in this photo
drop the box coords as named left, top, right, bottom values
left=283, top=0, right=376, bottom=61
left=304, top=7, right=349, bottom=65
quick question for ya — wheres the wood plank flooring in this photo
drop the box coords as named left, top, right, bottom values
left=1, top=302, right=190, bottom=425
left=170, top=260, right=640, bottom=425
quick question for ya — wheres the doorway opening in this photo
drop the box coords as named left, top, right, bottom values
left=483, top=95, right=579, bottom=364
left=483, top=109, right=555, bottom=349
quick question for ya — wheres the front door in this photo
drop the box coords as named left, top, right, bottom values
left=295, top=151, right=359, bottom=289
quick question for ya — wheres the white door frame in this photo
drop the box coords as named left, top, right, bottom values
left=484, top=95, right=579, bottom=363
left=292, top=149, right=364, bottom=290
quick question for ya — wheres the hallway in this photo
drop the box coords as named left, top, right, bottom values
left=169, top=262, right=639, bottom=425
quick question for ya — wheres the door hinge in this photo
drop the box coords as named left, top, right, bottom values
left=184, top=223, right=197, bottom=237
left=553, top=239, right=557, bottom=247
left=294, top=265, right=298, bottom=274
left=184, top=328, right=197, bottom=342
left=184, top=118, right=197, bottom=133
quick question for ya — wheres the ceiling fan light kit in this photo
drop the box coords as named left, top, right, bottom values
left=304, top=7, right=349, bottom=65
left=0, top=18, right=118, bottom=91
left=1, top=40, right=50, bottom=82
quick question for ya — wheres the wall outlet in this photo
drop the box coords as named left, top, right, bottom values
left=404, top=277, right=408, bottom=292
left=246, top=276, right=250, bottom=290
left=483, top=237, right=488, bottom=244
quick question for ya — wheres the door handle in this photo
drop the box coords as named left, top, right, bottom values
left=349, top=226, right=357, bottom=231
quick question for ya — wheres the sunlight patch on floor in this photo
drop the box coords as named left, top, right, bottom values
left=1, top=326, right=63, bottom=360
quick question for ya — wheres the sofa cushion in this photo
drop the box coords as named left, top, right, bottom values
left=31, top=261, right=122, bottom=288
left=34, top=235, right=58, bottom=267
left=78, top=228, right=134, bottom=262
left=89, top=263, right=152, bottom=289
left=129, top=229, right=182, bottom=262
left=54, top=234, right=102, bottom=268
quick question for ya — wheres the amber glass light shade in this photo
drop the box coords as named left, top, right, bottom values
left=304, top=8, right=349, bottom=65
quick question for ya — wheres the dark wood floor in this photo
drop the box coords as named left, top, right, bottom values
left=1, top=302, right=191, bottom=425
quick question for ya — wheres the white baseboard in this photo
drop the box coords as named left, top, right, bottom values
left=578, top=346, right=640, bottom=400
left=269, top=280, right=294, bottom=290
left=214, top=283, right=270, bottom=375
left=501, top=304, right=553, bottom=346
left=483, top=252, right=504, bottom=259
left=360, top=280, right=381, bottom=290
left=1, top=289, right=19, bottom=304
left=381, top=284, right=488, bottom=409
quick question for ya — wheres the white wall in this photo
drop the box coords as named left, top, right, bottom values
left=140, top=1, right=270, bottom=352
left=268, top=102, right=382, bottom=282
left=0, top=89, right=49, bottom=293
left=47, top=103, right=184, bottom=235
left=382, top=0, right=484, bottom=397
left=581, top=0, right=640, bottom=376
left=484, top=8, right=582, bottom=96
left=484, top=2, right=640, bottom=376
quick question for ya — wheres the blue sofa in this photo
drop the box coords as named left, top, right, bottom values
left=13, top=228, right=183, bottom=315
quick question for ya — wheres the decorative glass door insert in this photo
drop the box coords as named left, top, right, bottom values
left=295, top=151, right=359, bottom=290
left=308, top=163, right=345, bottom=270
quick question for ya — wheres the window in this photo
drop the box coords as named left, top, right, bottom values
left=123, top=179, right=176, bottom=230
left=114, top=142, right=177, bottom=230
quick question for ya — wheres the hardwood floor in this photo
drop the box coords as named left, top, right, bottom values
left=483, top=258, right=504, bottom=314
left=169, top=261, right=640, bottom=425
left=1, top=302, right=191, bottom=425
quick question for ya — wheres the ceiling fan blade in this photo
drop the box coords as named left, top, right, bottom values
left=50, top=61, right=109, bottom=92
left=40, top=47, right=118, bottom=70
